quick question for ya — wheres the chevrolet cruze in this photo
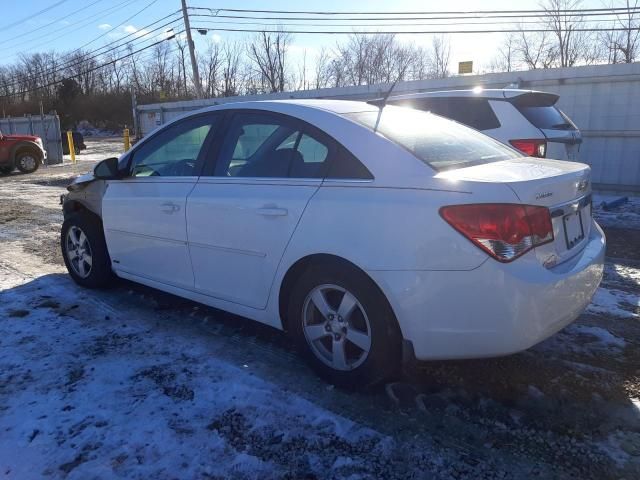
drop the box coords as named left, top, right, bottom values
left=60, top=100, right=605, bottom=387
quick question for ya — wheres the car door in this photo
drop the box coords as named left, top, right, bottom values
left=102, top=113, right=219, bottom=289
left=186, top=110, right=333, bottom=309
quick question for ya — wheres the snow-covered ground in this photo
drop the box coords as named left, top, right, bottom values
left=1, top=141, right=639, bottom=479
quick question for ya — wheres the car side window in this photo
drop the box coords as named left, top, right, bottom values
left=214, top=112, right=331, bottom=179
left=405, top=97, right=500, bottom=131
left=129, top=114, right=217, bottom=177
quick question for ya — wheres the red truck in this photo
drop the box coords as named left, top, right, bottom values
left=0, top=131, right=47, bottom=175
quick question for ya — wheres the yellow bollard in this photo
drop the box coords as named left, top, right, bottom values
left=66, top=131, right=76, bottom=164
left=123, top=128, right=130, bottom=152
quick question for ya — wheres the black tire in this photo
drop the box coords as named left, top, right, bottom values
left=61, top=212, right=115, bottom=288
left=288, top=261, right=402, bottom=388
left=15, top=150, right=41, bottom=174
left=74, top=146, right=80, bottom=155
left=0, top=166, right=12, bottom=175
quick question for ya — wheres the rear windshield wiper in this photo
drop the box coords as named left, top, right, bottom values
left=550, top=123, right=573, bottom=130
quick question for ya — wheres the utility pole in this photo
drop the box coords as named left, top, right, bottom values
left=181, top=0, right=203, bottom=99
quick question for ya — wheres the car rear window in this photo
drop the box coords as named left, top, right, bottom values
left=344, top=106, right=520, bottom=171
left=517, top=106, right=576, bottom=130
left=511, top=93, right=577, bottom=130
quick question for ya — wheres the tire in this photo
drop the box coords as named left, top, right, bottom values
left=0, top=166, right=12, bottom=175
left=15, top=150, right=41, bottom=174
left=288, top=261, right=402, bottom=388
left=61, top=212, right=115, bottom=288
left=74, top=146, right=80, bottom=155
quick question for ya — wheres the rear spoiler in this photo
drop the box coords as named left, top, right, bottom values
left=510, top=92, right=559, bottom=108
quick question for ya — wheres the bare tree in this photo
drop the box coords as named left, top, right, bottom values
left=199, top=38, right=221, bottom=97
left=601, top=0, right=640, bottom=63
left=221, top=41, right=242, bottom=97
left=515, top=28, right=558, bottom=69
left=430, top=35, right=451, bottom=78
left=247, top=30, right=291, bottom=93
left=313, top=47, right=332, bottom=89
left=542, top=0, right=595, bottom=67
left=489, top=33, right=518, bottom=72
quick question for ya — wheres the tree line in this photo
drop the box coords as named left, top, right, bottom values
left=0, top=0, right=637, bottom=130
left=488, top=0, right=639, bottom=71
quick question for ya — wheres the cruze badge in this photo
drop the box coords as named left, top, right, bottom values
left=535, top=191, right=553, bottom=200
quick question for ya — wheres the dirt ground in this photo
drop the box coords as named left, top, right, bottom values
left=0, top=138, right=639, bottom=479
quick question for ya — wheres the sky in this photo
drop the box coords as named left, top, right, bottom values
left=0, top=0, right=619, bottom=75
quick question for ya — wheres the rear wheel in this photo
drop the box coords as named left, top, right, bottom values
left=288, top=262, right=402, bottom=388
left=15, top=150, right=41, bottom=174
left=61, top=212, right=114, bottom=288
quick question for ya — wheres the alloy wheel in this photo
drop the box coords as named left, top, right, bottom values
left=302, top=284, right=372, bottom=371
left=65, top=226, right=93, bottom=278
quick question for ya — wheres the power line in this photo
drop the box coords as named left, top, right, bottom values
left=190, top=15, right=632, bottom=29
left=0, top=0, right=71, bottom=32
left=0, top=0, right=105, bottom=48
left=78, top=0, right=162, bottom=50
left=2, top=0, right=140, bottom=56
left=187, top=8, right=640, bottom=22
left=191, top=25, right=640, bottom=35
left=190, top=5, right=640, bottom=15
left=0, top=17, right=182, bottom=91
left=0, top=31, right=181, bottom=99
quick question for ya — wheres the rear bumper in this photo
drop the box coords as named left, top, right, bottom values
left=368, top=220, right=606, bottom=360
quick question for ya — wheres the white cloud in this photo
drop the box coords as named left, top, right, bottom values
left=123, top=24, right=151, bottom=39
left=98, top=23, right=112, bottom=31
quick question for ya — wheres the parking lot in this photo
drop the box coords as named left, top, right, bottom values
left=0, top=137, right=639, bottom=479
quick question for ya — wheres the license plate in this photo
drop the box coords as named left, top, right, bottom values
left=563, top=210, right=585, bottom=249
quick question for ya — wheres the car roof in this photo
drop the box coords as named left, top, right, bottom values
left=198, top=99, right=380, bottom=115
left=388, top=88, right=552, bottom=101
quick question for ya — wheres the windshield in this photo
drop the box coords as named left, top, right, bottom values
left=344, top=106, right=520, bottom=171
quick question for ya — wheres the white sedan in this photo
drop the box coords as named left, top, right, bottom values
left=60, top=100, right=605, bottom=387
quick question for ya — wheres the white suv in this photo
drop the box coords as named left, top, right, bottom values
left=387, top=89, right=582, bottom=161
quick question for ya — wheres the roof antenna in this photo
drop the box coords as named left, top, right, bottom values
left=372, top=65, right=408, bottom=132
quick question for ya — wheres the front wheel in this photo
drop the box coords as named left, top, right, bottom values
left=288, top=262, right=402, bottom=388
left=15, top=150, right=41, bottom=174
left=61, top=213, right=114, bottom=288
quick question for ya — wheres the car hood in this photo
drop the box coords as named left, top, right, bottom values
left=4, top=134, right=41, bottom=142
left=67, top=171, right=96, bottom=190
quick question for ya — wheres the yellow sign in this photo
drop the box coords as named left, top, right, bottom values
left=458, top=61, right=473, bottom=74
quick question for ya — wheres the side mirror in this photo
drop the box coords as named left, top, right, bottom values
left=93, top=157, right=122, bottom=180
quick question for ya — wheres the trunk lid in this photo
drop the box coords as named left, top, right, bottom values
left=436, top=157, right=592, bottom=266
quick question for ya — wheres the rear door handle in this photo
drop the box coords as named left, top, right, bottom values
left=161, top=202, right=181, bottom=214
left=256, top=207, right=288, bottom=217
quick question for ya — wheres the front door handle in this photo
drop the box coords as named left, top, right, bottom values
left=161, top=202, right=181, bottom=214
left=256, top=206, right=288, bottom=217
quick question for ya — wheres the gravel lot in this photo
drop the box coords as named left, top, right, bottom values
left=0, top=137, right=639, bottom=479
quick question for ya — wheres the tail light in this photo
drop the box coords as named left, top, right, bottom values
left=509, top=139, right=547, bottom=158
left=439, top=204, right=554, bottom=262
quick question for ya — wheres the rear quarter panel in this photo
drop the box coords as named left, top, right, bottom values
left=275, top=178, right=520, bottom=274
